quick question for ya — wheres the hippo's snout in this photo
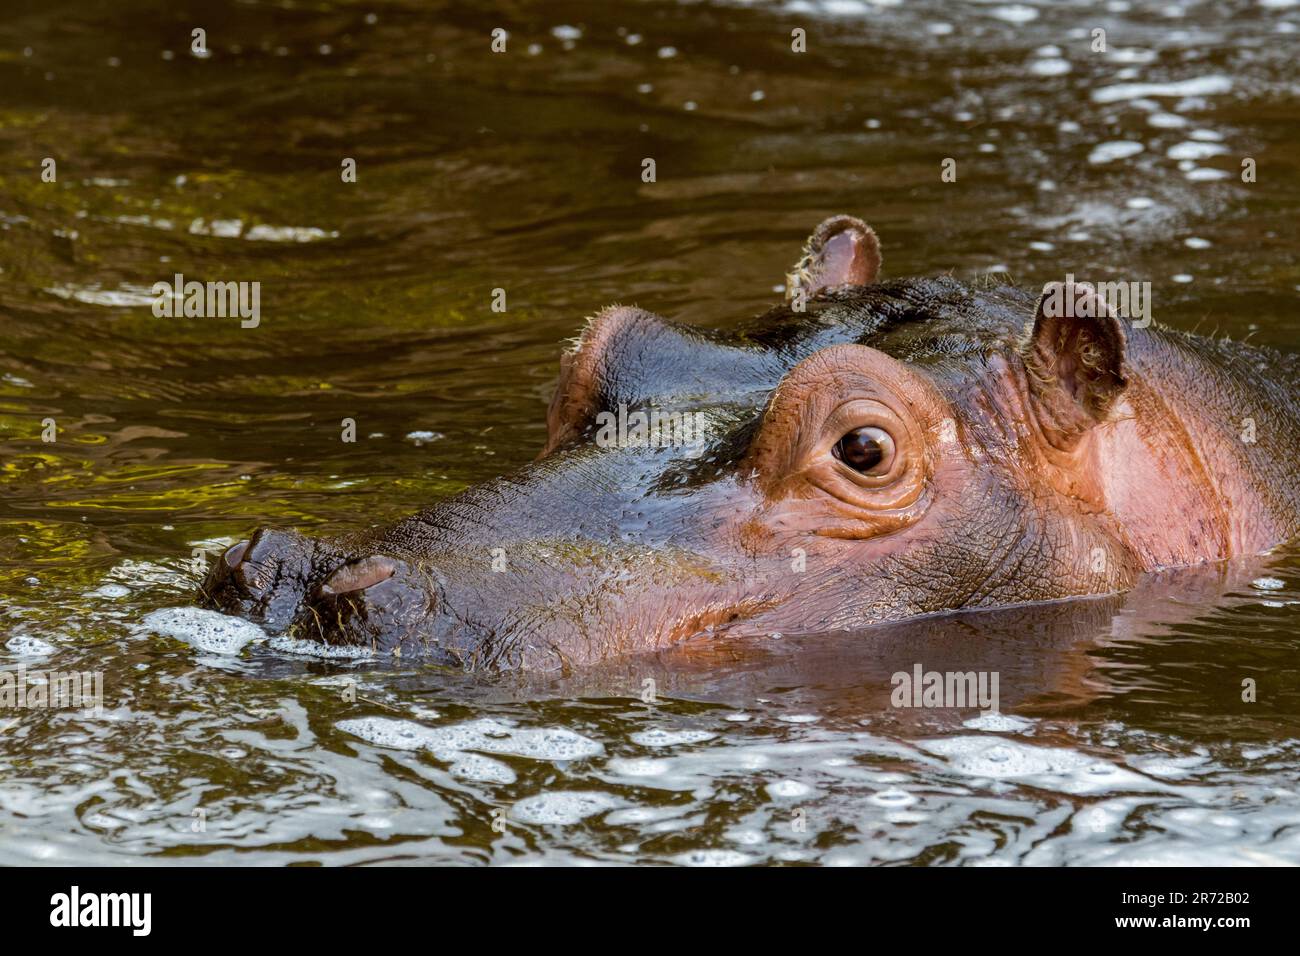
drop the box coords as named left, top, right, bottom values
left=201, top=532, right=446, bottom=656
left=200, top=527, right=323, bottom=631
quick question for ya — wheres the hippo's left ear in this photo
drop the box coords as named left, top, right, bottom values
left=785, top=215, right=881, bottom=303
left=1021, top=281, right=1129, bottom=451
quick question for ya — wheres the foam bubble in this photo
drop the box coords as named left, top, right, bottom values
left=5, top=633, right=57, bottom=657
left=1168, top=141, right=1230, bottom=161
left=988, top=5, right=1038, bottom=24
left=674, top=849, right=756, bottom=866
left=868, top=788, right=918, bottom=808
left=607, top=757, right=674, bottom=777
left=86, top=583, right=130, bottom=599
left=962, top=712, right=1036, bottom=733
left=1147, top=112, right=1189, bottom=129
left=606, top=807, right=682, bottom=826
left=267, top=636, right=375, bottom=659
left=630, top=728, right=716, bottom=747
left=510, top=791, right=621, bottom=825
left=1107, top=47, right=1157, bottom=65
left=1088, top=141, right=1144, bottom=164
left=338, top=716, right=604, bottom=783
left=447, top=754, right=517, bottom=784
left=1029, top=58, right=1071, bottom=77
left=1129, top=754, right=1210, bottom=778
left=1092, top=76, right=1233, bottom=104
left=242, top=225, right=336, bottom=243
left=767, top=779, right=813, bottom=799
left=921, top=737, right=1174, bottom=794
left=136, top=607, right=266, bottom=655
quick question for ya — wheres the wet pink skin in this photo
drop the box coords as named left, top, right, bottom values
left=201, top=216, right=1300, bottom=671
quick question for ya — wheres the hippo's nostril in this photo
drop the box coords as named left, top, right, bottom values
left=319, top=555, right=398, bottom=596
left=299, top=555, right=434, bottom=652
left=222, top=540, right=249, bottom=571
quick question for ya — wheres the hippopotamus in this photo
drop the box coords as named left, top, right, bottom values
left=200, top=216, right=1300, bottom=671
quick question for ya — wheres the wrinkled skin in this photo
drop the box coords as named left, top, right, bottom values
left=200, top=215, right=1300, bottom=671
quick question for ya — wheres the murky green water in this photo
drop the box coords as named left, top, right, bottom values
left=2, top=0, right=1299, bottom=865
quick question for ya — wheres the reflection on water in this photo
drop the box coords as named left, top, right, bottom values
left=1, top=0, right=1298, bottom=864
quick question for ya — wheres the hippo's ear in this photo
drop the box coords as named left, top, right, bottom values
left=1021, top=281, right=1129, bottom=450
left=785, top=215, right=881, bottom=304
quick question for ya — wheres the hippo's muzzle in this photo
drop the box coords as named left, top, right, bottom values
left=200, top=529, right=441, bottom=654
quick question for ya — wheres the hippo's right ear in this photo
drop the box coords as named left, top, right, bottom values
left=1021, top=281, right=1129, bottom=451
left=785, top=215, right=881, bottom=304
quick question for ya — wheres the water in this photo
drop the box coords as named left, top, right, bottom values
left=1, top=0, right=1298, bottom=865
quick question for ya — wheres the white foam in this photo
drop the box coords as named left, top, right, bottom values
left=606, top=807, right=682, bottom=825
left=136, top=607, right=266, bottom=655
left=868, top=788, right=919, bottom=808
left=510, top=791, right=621, bottom=825
left=673, top=849, right=756, bottom=866
left=1129, top=753, right=1210, bottom=778
left=1107, top=47, right=1157, bottom=65
left=987, top=5, right=1038, bottom=23
left=5, top=634, right=57, bottom=657
left=338, top=716, right=603, bottom=785
left=267, top=636, right=375, bottom=659
left=1029, top=58, right=1070, bottom=77
left=1168, top=140, right=1230, bottom=160
left=1088, top=141, right=1144, bottom=164
left=1073, top=800, right=1134, bottom=835
left=962, top=712, right=1036, bottom=732
left=921, top=737, right=1175, bottom=794
left=1147, top=111, right=1189, bottom=128
left=1092, top=76, right=1233, bottom=104
left=242, top=224, right=336, bottom=242
left=86, top=583, right=130, bottom=599
left=43, top=283, right=158, bottom=308
left=447, top=754, right=517, bottom=784
left=607, top=757, right=674, bottom=778
left=630, top=728, right=715, bottom=747
left=766, top=779, right=813, bottom=799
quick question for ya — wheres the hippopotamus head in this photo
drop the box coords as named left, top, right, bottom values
left=201, top=215, right=1141, bottom=670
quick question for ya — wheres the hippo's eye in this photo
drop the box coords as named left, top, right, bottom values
left=832, top=426, right=895, bottom=475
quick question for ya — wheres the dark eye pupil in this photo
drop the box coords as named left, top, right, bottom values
left=834, top=428, right=884, bottom=471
